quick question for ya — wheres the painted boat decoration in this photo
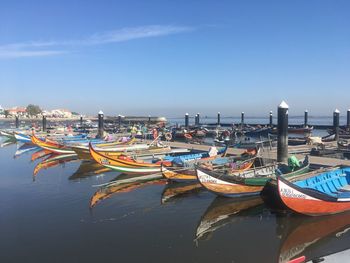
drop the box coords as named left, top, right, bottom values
left=196, top=156, right=310, bottom=197
left=277, top=166, right=350, bottom=216
left=161, top=182, right=203, bottom=204
left=195, top=196, right=264, bottom=242
left=90, top=174, right=165, bottom=208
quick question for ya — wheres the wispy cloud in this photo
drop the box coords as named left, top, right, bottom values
left=0, top=25, right=194, bottom=59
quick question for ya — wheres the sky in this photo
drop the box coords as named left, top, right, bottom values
left=0, top=0, right=349, bottom=117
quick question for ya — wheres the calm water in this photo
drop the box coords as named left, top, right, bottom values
left=1, top=139, right=350, bottom=262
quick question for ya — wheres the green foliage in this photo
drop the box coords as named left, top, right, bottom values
left=4, top=110, right=9, bottom=118
left=26, top=104, right=42, bottom=116
left=71, top=112, right=80, bottom=116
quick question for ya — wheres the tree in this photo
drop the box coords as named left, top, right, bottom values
left=4, top=110, right=9, bottom=118
left=26, top=104, right=42, bottom=117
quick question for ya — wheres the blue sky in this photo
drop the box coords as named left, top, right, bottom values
left=0, top=0, right=349, bottom=117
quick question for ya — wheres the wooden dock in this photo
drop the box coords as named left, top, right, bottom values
left=146, top=139, right=350, bottom=167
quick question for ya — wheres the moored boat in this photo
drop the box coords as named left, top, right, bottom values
left=277, top=166, right=350, bottom=216
left=196, top=156, right=310, bottom=198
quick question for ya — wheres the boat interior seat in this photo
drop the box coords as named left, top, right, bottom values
left=337, top=191, right=350, bottom=199
left=295, top=170, right=350, bottom=196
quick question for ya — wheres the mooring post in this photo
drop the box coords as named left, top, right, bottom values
left=98, top=110, right=104, bottom=138
left=185, top=113, right=189, bottom=128
left=304, top=110, right=308, bottom=127
left=269, top=111, right=273, bottom=127
left=15, top=115, right=19, bottom=129
left=217, top=112, right=221, bottom=126
left=241, top=112, right=244, bottom=126
left=80, top=115, right=83, bottom=128
left=333, top=109, right=340, bottom=141
left=118, top=114, right=122, bottom=128
left=197, top=113, right=200, bottom=126
left=347, top=109, right=350, bottom=129
left=194, top=114, right=198, bottom=126
left=277, top=101, right=289, bottom=163
left=42, top=115, right=47, bottom=132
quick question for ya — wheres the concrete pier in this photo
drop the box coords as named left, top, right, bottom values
left=277, top=101, right=288, bottom=163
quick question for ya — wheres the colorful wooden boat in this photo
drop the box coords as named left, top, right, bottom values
left=196, top=157, right=310, bottom=197
left=161, top=149, right=258, bottom=182
left=14, top=132, right=32, bottom=143
left=89, top=143, right=167, bottom=174
left=277, top=166, right=350, bottom=216
left=31, top=134, right=76, bottom=154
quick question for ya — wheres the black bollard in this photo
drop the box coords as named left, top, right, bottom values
left=347, top=109, right=350, bottom=128
left=148, top=115, right=151, bottom=125
left=197, top=113, right=200, bottom=126
left=194, top=114, right=198, bottom=126
left=333, top=109, right=340, bottom=141
left=217, top=112, right=221, bottom=126
left=15, top=115, right=19, bottom=128
left=269, top=111, right=273, bottom=127
left=277, top=101, right=289, bottom=163
left=118, top=114, right=122, bottom=128
left=98, top=110, right=104, bottom=138
left=80, top=115, right=83, bottom=128
left=304, top=110, right=308, bottom=127
left=241, top=112, right=244, bottom=126
left=42, top=115, right=47, bottom=132
left=185, top=113, right=189, bottom=128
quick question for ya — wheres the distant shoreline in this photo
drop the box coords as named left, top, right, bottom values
left=0, top=117, right=85, bottom=122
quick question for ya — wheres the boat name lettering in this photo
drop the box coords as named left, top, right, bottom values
left=280, top=187, right=306, bottom=199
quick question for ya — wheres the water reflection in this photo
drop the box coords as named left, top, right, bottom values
left=69, top=161, right=111, bottom=180
left=33, top=153, right=79, bottom=178
left=90, top=174, right=165, bottom=208
left=277, top=212, right=350, bottom=262
left=195, top=196, right=264, bottom=243
left=14, top=143, right=39, bottom=158
left=161, top=182, right=203, bottom=204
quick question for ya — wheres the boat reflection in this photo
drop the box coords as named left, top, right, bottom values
left=90, top=173, right=165, bottom=208
left=195, top=196, right=264, bottom=243
left=69, top=161, right=111, bottom=180
left=161, top=182, right=203, bottom=204
left=0, top=138, right=16, bottom=148
left=278, top=211, right=350, bottom=263
left=33, top=153, right=79, bottom=178
left=14, top=143, right=39, bottom=158
left=31, top=149, right=52, bottom=162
